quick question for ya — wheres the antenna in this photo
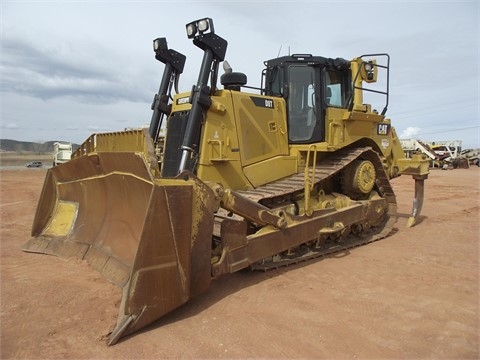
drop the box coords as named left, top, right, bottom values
left=277, top=45, right=282, bottom=58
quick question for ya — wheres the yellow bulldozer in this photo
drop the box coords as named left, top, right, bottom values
left=23, top=18, right=429, bottom=345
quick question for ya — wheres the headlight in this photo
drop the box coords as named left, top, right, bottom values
left=198, top=19, right=209, bottom=32
left=186, top=23, right=197, bottom=39
left=186, top=18, right=214, bottom=39
left=153, top=38, right=167, bottom=52
left=360, top=59, right=377, bottom=83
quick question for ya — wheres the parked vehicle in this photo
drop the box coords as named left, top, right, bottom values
left=26, top=161, right=43, bottom=168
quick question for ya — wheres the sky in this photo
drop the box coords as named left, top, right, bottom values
left=1, top=1, right=479, bottom=148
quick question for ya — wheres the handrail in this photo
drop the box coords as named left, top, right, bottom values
left=304, top=144, right=318, bottom=216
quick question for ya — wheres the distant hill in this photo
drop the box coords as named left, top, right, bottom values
left=0, top=139, right=79, bottom=153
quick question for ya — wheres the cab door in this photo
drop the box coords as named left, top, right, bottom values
left=286, top=65, right=324, bottom=143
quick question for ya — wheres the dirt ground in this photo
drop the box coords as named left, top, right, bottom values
left=1, top=166, right=479, bottom=359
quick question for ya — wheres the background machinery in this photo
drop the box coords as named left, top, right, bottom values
left=23, top=18, right=429, bottom=345
left=52, top=141, right=73, bottom=167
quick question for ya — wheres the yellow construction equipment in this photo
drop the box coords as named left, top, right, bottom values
left=23, top=18, right=429, bottom=345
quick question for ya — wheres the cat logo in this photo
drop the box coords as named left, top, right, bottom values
left=377, top=123, right=391, bottom=135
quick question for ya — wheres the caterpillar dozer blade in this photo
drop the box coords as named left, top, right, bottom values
left=22, top=130, right=217, bottom=345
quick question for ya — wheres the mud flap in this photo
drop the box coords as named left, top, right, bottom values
left=22, top=153, right=216, bottom=345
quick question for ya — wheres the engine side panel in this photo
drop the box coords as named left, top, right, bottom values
left=194, top=90, right=294, bottom=190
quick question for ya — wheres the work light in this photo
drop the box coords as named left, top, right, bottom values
left=364, top=61, right=374, bottom=72
left=198, top=19, right=209, bottom=32
left=361, top=59, right=377, bottom=82
left=153, top=38, right=167, bottom=52
left=186, top=23, right=197, bottom=38
left=186, top=18, right=214, bottom=39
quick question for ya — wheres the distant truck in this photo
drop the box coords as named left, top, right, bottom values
left=53, top=142, right=72, bottom=166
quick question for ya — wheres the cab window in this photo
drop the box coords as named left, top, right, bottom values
left=325, top=69, right=347, bottom=107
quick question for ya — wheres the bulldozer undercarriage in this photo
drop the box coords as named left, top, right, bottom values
left=211, top=147, right=397, bottom=273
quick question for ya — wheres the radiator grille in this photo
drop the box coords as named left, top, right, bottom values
left=161, top=111, right=190, bottom=177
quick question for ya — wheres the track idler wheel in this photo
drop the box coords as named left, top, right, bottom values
left=342, top=160, right=376, bottom=200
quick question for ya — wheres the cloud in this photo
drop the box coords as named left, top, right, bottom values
left=87, top=125, right=112, bottom=132
left=400, top=127, right=421, bottom=139
left=3, top=123, right=20, bottom=129
left=1, top=35, right=151, bottom=104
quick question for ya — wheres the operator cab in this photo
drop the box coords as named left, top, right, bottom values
left=262, top=54, right=351, bottom=144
